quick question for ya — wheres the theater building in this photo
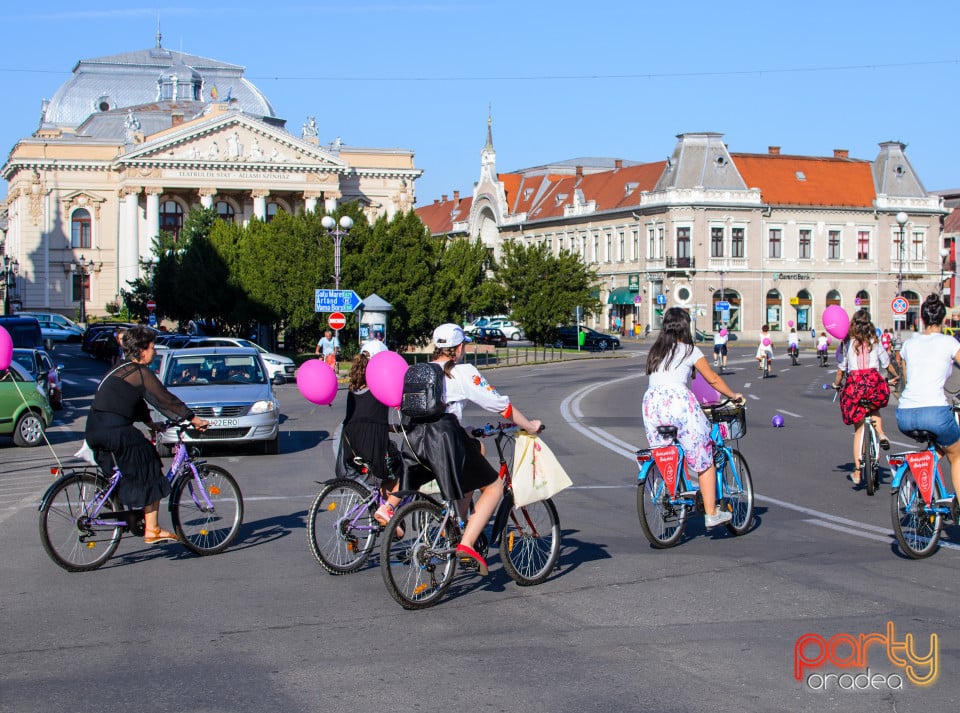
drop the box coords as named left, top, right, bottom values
left=417, top=123, right=948, bottom=340
left=1, top=35, right=421, bottom=319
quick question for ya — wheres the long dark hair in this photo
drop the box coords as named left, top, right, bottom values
left=921, top=293, right=946, bottom=327
left=847, top=309, right=878, bottom=355
left=646, top=307, right=694, bottom=374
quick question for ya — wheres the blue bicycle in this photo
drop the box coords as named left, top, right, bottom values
left=636, top=399, right=754, bottom=547
left=887, top=407, right=960, bottom=558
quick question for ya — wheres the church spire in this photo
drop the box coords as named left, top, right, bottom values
left=484, top=103, right=494, bottom=150
left=155, top=16, right=162, bottom=49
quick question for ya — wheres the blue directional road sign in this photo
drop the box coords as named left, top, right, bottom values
left=715, top=300, right=731, bottom=311
left=315, top=289, right=363, bottom=313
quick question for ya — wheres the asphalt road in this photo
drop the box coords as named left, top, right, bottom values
left=1, top=341, right=958, bottom=713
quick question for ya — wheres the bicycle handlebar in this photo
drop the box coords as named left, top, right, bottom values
left=470, top=422, right=545, bottom=438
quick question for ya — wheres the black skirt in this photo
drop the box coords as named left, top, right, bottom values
left=86, top=411, right=169, bottom=508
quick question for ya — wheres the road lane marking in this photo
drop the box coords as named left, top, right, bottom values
left=777, top=409, right=801, bottom=418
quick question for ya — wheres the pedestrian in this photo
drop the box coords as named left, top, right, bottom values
left=314, top=329, right=339, bottom=369
left=880, top=328, right=893, bottom=353
left=642, top=307, right=744, bottom=529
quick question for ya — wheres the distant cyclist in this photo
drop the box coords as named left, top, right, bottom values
left=787, top=328, right=800, bottom=364
left=712, top=329, right=728, bottom=370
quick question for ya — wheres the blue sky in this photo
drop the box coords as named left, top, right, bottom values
left=3, top=1, right=959, bottom=205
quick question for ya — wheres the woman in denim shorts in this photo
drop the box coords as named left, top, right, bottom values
left=896, top=294, right=960, bottom=497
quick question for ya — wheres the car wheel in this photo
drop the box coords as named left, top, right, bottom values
left=263, top=435, right=279, bottom=455
left=12, top=411, right=45, bottom=447
left=273, top=373, right=286, bottom=386
left=510, top=333, right=521, bottom=341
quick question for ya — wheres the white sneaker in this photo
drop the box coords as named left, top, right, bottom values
left=704, top=509, right=733, bottom=528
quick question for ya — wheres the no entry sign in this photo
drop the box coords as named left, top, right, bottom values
left=328, top=312, right=347, bottom=330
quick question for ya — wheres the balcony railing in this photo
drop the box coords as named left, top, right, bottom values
left=665, top=256, right=695, bottom=269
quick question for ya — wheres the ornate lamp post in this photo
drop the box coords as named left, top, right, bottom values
left=73, top=254, right=99, bottom=325
left=2, top=255, right=20, bottom=315
left=320, top=215, right=353, bottom=290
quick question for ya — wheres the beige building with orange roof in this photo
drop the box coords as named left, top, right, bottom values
left=1, top=35, right=421, bottom=319
left=418, top=126, right=949, bottom=341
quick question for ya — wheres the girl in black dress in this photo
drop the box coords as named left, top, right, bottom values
left=85, top=326, right=209, bottom=544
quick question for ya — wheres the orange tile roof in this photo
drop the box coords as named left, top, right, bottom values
left=415, top=194, right=473, bottom=235
left=732, top=153, right=876, bottom=208
left=944, top=205, right=960, bottom=234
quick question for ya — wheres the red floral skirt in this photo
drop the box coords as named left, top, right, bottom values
left=839, top=369, right=890, bottom=425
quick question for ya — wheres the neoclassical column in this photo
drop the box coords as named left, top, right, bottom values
left=198, top=187, right=217, bottom=209
left=303, top=191, right=322, bottom=214
left=145, top=187, right=162, bottom=244
left=323, top=194, right=339, bottom=213
left=251, top=189, right=269, bottom=220
left=119, top=187, right=141, bottom=288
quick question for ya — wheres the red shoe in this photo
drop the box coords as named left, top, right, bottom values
left=456, top=543, right=488, bottom=576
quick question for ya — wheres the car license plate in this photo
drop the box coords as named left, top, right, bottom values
left=208, top=418, right=239, bottom=428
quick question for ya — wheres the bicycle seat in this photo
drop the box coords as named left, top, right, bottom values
left=656, top=425, right=678, bottom=439
left=904, top=429, right=937, bottom=444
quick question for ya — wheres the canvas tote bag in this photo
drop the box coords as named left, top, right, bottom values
left=511, top=433, right=573, bottom=507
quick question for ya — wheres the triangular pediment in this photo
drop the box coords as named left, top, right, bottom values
left=115, top=113, right=347, bottom=170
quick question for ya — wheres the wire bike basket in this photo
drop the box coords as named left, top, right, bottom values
left=703, top=403, right=747, bottom=440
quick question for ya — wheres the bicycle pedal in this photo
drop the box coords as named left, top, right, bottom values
left=458, top=556, right=479, bottom=571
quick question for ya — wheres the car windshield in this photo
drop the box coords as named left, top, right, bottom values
left=230, top=338, right=267, bottom=354
left=166, top=355, right=267, bottom=386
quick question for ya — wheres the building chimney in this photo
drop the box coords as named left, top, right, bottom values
left=441, top=194, right=448, bottom=203
left=833, top=149, right=849, bottom=159
left=171, top=112, right=184, bottom=127
left=453, top=190, right=460, bottom=202
left=433, top=199, right=439, bottom=205
left=575, top=165, right=583, bottom=178
left=614, top=159, right=623, bottom=170
left=768, top=146, right=780, bottom=155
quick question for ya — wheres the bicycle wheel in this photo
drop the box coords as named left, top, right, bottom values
left=637, top=464, right=689, bottom=548
left=380, top=499, right=456, bottom=610
left=863, top=427, right=877, bottom=496
left=39, top=471, right=122, bottom=572
left=891, top=471, right=942, bottom=558
left=499, top=497, right=561, bottom=586
left=762, top=357, right=769, bottom=379
left=720, top=449, right=754, bottom=536
left=307, top=479, right=377, bottom=574
left=171, top=464, right=244, bottom=555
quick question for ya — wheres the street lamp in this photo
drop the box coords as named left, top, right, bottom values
left=895, top=211, right=908, bottom=344
left=1, top=255, right=20, bottom=316
left=320, top=215, right=353, bottom=290
left=73, top=254, right=99, bottom=326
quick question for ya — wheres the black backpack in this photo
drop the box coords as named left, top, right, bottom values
left=400, top=362, right=446, bottom=421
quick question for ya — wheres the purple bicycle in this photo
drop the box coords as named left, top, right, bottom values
left=39, top=421, right=244, bottom=572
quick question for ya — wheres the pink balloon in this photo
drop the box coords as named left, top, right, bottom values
left=690, top=371, right=721, bottom=405
left=0, top=326, right=10, bottom=371
left=365, top=350, right=408, bottom=408
left=719, top=328, right=728, bottom=337
left=296, top=359, right=339, bottom=405
left=788, top=320, right=794, bottom=327
left=822, top=305, right=850, bottom=340
left=763, top=338, right=771, bottom=346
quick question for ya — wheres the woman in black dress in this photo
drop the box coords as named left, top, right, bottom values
left=85, top=326, right=209, bottom=544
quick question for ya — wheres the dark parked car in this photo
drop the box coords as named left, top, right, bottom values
left=81, top=322, right=137, bottom=355
left=471, top=327, right=508, bottom=347
left=0, top=316, right=49, bottom=351
left=554, top=325, right=621, bottom=351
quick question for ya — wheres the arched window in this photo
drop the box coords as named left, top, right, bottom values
left=856, top=289, right=871, bottom=315
left=160, top=200, right=184, bottom=240
left=215, top=201, right=235, bottom=224
left=711, top=288, right=742, bottom=332
left=766, top=289, right=783, bottom=331
left=903, top=290, right=921, bottom=331
left=266, top=202, right=280, bottom=224
left=826, top=289, right=842, bottom=307
left=795, top=289, right=813, bottom=332
left=71, top=209, right=91, bottom=249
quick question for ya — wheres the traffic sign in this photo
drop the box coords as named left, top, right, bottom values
left=656, top=294, right=667, bottom=305
left=633, top=295, right=642, bottom=304
left=715, top=300, right=730, bottom=311
left=314, top=289, right=362, bottom=313
left=146, top=299, right=156, bottom=311
left=328, top=312, right=347, bottom=331
left=891, top=296, right=909, bottom=315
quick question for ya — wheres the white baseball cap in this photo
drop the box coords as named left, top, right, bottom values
left=432, top=323, right=472, bottom=348
left=360, top=339, right=388, bottom=357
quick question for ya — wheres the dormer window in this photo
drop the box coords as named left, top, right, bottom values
left=795, top=171, right=806, bottom=181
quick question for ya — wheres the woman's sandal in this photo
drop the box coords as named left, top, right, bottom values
left=374, top=503, right=404, bottom=539
left=144, top=527, right=179, bottom=544
left=456, top=543, right=489, bottom=576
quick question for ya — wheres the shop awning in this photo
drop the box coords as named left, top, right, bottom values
left=608, top=286, right=639, bottom=305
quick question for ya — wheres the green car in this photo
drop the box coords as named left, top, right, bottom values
left=0, top=362, right=53, bottom=447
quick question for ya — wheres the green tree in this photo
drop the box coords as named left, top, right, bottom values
left=498, top=241, right=599, bottom=345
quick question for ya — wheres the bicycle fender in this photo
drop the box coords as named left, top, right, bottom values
left=888, top=462, right=909, bottom=489
left=38, top=470, right=103, bottom=511
left=491, top=488, right=515, bottom=546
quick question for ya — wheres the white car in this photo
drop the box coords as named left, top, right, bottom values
left=486, top=319, right=524, bottom=341
left=186, top=337, right=295, bottom=385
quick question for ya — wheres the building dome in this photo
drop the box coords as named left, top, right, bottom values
left=41, top=42, right=279, bottom=130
